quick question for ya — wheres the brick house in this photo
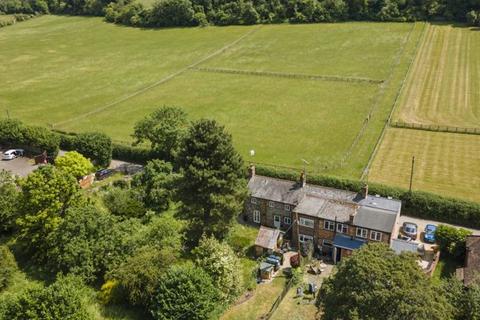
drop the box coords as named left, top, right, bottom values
left=244, top=167, right=401, bottom=263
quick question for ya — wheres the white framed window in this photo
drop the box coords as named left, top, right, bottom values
left=299, top=234, right=314, bottom=243
left=253, top=210, right=261, bottom=223
left=268, top=201, right=275, bottom=208
left=299, top=217, right=314, bottom=228
left=336, top=223, right=348, bottom=234
left=250, top=197, right=257, bottom=204
left=284, top=204, right=291, bottom=211
left=284, top=217, right=292, bottom=225
left=356, top=227, right=368, bottom=239
left=324, top=220, right=335, bottom=231
left=370, top=231, right=382, bottom=241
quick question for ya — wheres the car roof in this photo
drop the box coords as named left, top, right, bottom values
left=4, top=149, right=16, bottom=153
left=425, top=224, right=437, bottom=229
left=404, top=222, right=417, bottom=227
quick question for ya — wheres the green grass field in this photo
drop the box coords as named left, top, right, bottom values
left=369, top=128, right=480, bottom=202
left=0, top=16, right=423, bottom=177
left=393, top=23, right=480, bottom=128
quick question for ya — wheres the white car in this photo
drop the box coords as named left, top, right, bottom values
left=2, top=149, right=24, bottom=160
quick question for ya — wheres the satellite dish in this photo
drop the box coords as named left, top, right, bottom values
left=250, top=149, right=255, bottom=156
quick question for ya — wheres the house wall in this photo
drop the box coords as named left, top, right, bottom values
left=244, top=196, right=292, bottom=231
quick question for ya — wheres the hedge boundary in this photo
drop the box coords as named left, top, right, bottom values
left=254, top=164, right=480, bottom=229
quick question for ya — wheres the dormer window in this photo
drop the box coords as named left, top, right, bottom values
left=251, top=198, right=257, bottom=204
left=284, top=204, right=290, bottom=211
left=268, top=201, right=275, bottom=208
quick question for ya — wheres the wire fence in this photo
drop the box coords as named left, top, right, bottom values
left=263, top=278, right=294, bottom=320
left=191, top=67, right=384, bottom=84
left=390, top=121, right=480, bottom=135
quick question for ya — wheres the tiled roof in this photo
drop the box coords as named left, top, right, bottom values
left=354, top=206, right=398, bottom=233
left=464, top=235, right=480, bottom=286
left=248, top=174, right=401, bottom=234
left=255, top=226, right=281, bottom=250
left=248, top=175, right=304, bottom=205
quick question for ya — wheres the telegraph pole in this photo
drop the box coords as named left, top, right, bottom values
left=409, top=156, right=415, bottom=192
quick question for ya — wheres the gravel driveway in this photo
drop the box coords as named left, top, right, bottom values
left=0, top=156, right=39, bottom=177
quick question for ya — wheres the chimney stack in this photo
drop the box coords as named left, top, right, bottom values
left=300, top=170, right=306, bottom=188
left=248, top=164, right=255, bottom=178
left=361, top=183, right=368, bottom=199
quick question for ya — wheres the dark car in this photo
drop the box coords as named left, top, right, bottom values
left=95, top=168, right=114, bottom=181
left=424, top=224, right=437, bottom=243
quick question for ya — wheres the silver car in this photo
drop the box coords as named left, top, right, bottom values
left=402, top=222, right=418, bottom=240
left=2, top=149, right=24, bottom=160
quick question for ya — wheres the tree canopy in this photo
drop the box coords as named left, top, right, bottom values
left=55, top=151, right=94, bottom=179
left=0, top=170, right=20, bottom=234
left=1, top=275, right=93, bottom=320
left=16, top=165, right=82, bottom=260
left=176, top=119, right=247, bottom=244
left=132, top=159, right=179, bottom=212
left=320, top=243, right=452, bottom=320
left=133, top=106, right=188, bottom=162
left=193, top=236, right=243, bottom=304
left=149, top=264, right=220, bottom=320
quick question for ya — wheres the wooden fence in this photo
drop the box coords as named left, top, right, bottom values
left=390, top=121, right=480, bottom=135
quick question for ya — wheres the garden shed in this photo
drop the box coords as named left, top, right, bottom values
left=255, top=226, right=282, bottom=257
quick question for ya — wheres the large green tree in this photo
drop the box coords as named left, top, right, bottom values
left=149, top=264, right=220, bottom=320
left=55, top=151, right=94, bottom=179
left=193, top=236, right=243, bottom=304
left=16, top=165, right=82, bottom=260
left=0, top=245, right=17, bottom=292
left=111, top=214, right=184, bottom=306
left=176, top=119, right=247, bottom=244
left=320, top=243, right=452, bottom=320
left=132, top=159, right=179, bottom=212
left=132, top=106, right=188, bottom=162
left=0, top=170, right=20, bottom=234
left=46, top=205, right=140, bottom=282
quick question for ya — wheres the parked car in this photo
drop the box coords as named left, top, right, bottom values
left=423, top=224, right=437, bottom=243
left=2, top=149, right=24, bottom=160
left=95, top=168, right=114, bottom=181
left=402, top=222, right=418, bottom=240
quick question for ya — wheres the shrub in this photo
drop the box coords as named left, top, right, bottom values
left=2, top=275, right=93, bottom=320
left=436, top=224, right=472, bottom=261
left=55, top=151, right=94, bottom=179
left=149, top=264, right=220, bottom=320
left=193, top=236, right=243, bottom=304
left=98, top=279, right=126, bottom=305
left=0, top=119, right=59, bottom=156
left=111, top=245, right=176, bottom=306
left=103, top=187, right=147, bottom=218
left=112, top=142, right=153, bottom=164
left=74, top=132, right=113, bottom=167
left=0, top=246, right=17, bottom=291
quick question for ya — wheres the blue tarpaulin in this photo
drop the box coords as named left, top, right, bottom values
left=333, top=234, right=366, bottom=250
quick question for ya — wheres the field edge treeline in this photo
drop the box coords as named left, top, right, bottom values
left=1, top=0, right=480, bottom=29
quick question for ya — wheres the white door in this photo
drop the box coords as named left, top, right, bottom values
left=274, top=215, right=281, bottom=228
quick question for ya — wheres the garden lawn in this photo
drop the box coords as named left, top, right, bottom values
left=369, top=128, right=480, bottom=202
left=393, top=23, right=480, bottom=128
left=221, top=276, right=288, bottom=320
